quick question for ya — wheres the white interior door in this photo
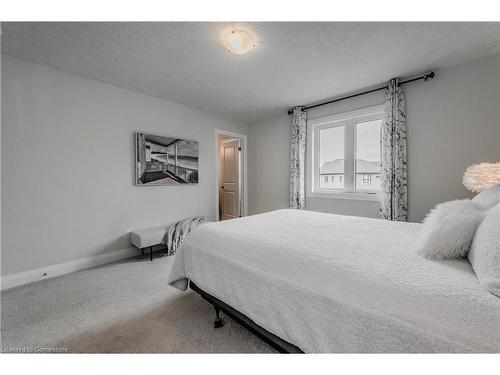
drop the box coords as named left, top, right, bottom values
left=220, top=139, right=240, bottom=220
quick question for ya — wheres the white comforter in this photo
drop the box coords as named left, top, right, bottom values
left=168, top=209, right=500, bottom=353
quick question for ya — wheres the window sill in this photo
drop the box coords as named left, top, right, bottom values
left=307, top=191, right=381, bottom=201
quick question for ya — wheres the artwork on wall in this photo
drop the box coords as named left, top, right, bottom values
left=135, top=132, right=199, bottom=185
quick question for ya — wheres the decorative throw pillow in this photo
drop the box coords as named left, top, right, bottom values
left=472, top=184, right=500, bottom=210
left=468, top=203, right=500, bottom=297
left=415, top=199, right=484, bottom=259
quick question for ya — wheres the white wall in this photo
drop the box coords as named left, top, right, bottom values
left=248, top=113, right=291, bottom=214
left=249, top=54, right=500, bottom=222
left=1, top=55, right=248, bottom=276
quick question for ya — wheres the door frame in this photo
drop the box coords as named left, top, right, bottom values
left=214, top=129, right=248, bottom=221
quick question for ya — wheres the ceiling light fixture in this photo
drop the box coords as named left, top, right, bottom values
left=221, top=29, right=256, bottom=55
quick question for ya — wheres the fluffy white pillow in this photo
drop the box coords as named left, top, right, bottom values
left=415, top=199, right=484, bottom=259
left=468, top=203, right=500, bottom=297
left=472, top=184, right=500, bottom=210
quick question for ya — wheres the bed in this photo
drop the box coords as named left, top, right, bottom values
left=167, top=209, right=500, bottom=353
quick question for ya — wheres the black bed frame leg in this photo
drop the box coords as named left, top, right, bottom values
left=214, top=307, right=224, bottom=328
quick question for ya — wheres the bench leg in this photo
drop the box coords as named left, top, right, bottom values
left=150, top=246, right=153, bottom=261
left=141, top=248, right=144, bottom=256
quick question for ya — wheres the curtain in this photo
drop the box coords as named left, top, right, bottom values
left=289, top=106, right=307, bottom=209
left=380, top=78, right=408, bottom=221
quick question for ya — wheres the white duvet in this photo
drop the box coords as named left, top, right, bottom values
left=168, top=209, right=500, bottom=353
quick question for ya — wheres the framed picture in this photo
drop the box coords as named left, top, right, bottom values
left=135, top=132, right=199, bottom=185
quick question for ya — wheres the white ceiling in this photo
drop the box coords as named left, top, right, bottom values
left=3, top=22, right=500, bottom=123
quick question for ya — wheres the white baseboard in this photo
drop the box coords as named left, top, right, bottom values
left=1, top=247, right=139, bottom=291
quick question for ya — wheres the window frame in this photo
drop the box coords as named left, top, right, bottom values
left=306, top=105, right=384, bottom=201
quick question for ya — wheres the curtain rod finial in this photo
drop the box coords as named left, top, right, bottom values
left=287, top=106, right=305, bottom=115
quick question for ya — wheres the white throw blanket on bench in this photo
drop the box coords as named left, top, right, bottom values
left=164, top=216, right=205, bottom=256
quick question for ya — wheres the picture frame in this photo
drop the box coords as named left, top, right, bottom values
left=135, top=132, right=199, bottom=185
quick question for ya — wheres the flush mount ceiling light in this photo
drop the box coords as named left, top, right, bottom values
left=221, top=29, right=256, bottom=55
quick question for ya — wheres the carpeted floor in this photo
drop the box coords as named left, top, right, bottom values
left=1, top=254, right=274, bottom=353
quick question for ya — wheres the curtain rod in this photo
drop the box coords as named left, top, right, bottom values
left=287, top=71, right=435, bottom=115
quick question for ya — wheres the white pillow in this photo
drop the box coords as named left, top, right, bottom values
left=472, top=184, right=500, bottom=210
left=415, top=199, right=484, bottom=259
left=468, top=203, right=500, bottom=297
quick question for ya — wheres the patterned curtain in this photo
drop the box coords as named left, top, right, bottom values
left=380, top=78, right=408, bottom=221
left=289, top=106, right=307, bottom=209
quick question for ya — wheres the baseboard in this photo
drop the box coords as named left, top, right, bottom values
left=1, top=247, right=139, bottom=291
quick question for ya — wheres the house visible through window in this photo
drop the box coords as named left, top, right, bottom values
left=310, top=105, right=383, bottom=197
left=361, top=174, right=371, bottom=185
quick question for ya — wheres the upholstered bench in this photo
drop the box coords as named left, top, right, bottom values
left=130, top=226, right=167, bottom=261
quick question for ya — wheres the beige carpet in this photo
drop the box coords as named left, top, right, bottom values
left=1, top=255, right=274, bottom=353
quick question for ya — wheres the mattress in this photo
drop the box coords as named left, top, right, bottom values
left=168, top=209, right=500, bottom=353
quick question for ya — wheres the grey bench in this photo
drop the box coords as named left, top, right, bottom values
left=130, top=226, right=167, bottom=261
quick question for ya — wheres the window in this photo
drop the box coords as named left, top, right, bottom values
left=308, top=105, right=383, bottom=199
left=319, top=126, right=344, bottom=189
left=355, top=119, right=381, bottom=191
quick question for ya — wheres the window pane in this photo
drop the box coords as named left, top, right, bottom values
left=356, top=119, right=381, bottom=191
left=319, top=126, right=344, bottom=189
